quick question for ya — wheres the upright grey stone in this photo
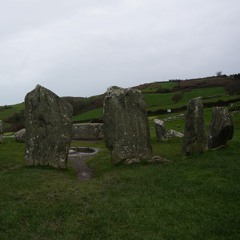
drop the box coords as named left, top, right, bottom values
left=0, top=120, right=3, bottom=143
left=154, top=119, right=168, bottom=141
left=208, top=107, right=234, bottom=149
left=25, top=85, right=73, bottom=168
left=103, top=86, right=152, bottom=164
left=182, top=97, right=207, bottom=156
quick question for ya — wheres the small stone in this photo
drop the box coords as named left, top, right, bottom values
left=148, top=155, right=169, bottom=164
left=15, top=128, right=26, bottom=142
left=167, top=129, right=184, bottom=138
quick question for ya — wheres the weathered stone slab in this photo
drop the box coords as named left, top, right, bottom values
left=103, top=86, right=152, bottom=164
left=25, top=85, right=73, bottom=168
left=182, top=97, right=207, bottom=156
left=167, top=129, right=184, bottom=138
left=154, top=119, right=168, bottom=141
left=15, top=128, right=26, bottom=142
left=208, top=107, right=234, bottom=149
left=0, top=120, right=3, bottom=143
left=72, top=123, right=103, bottom=140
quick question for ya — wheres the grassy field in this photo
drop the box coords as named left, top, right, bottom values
left=72, top=86, right=231, bottom=122
left=73, top=108, right=103, bottom=122
left=140, top=81, right=177, bottom=93
left=0, top=109, right=239, bottom=239
left=0, top=103, right=24, bottom=120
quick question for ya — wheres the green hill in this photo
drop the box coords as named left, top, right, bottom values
left=1, top=74, right=240, bottom=130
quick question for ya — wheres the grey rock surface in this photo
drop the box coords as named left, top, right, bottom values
left=182, top=97, right=207, bottom=156
left=167, top=129, right=184, bottom=138
left=15, top=128, right=26, bottom=142
left=103, top=86, right=152, bottom=164
left=208, top=107, right=234, bottom=149
left=154, top=119, right=168, bottom=141
left=72, top=123, right=103, bottom=140
left=25, top=85, right=73, bottom=168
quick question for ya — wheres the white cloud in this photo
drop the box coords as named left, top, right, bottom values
left=0, top=0, right=239, bottom=104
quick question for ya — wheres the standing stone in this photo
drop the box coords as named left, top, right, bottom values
left=15, top=128, right=26, bottom=142
left=182, top=97, right=207, bottom=156
left=25, top=85, right=73, bottom=168
left=208, top=107, right=234, bottom=149
left=0, top=120, right=3, bottom=143
left=103, top=86, right=152, bottom=164
left=154, top=119, right=168, bottom=141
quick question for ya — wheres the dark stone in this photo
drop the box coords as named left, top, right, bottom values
left=25, top=85, right=73, bottom=168
left=154, top=119, right=168, bottom=141
left=208, top=107, right=234, bottom=149
left=182, top=97, right=207, bottom=156
left=103, top=86, right=152, bottom=164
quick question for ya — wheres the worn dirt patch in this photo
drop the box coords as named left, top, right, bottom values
left=68, top=147, right=99, bottom=180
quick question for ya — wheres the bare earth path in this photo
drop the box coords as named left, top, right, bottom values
left=68, top=148, right=99, bottom=180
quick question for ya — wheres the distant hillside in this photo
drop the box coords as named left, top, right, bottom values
left=73, top=74, right=240, bottom=122
left=1, top=74, right=240, bottom=131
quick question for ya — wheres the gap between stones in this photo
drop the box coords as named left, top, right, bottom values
left=68, top=146, right=99, bottom=180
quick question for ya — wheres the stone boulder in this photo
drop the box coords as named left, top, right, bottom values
left=72, top=123, right=103, bottom=140
left=208, top=107, right=234, bottom=149
left=25, top=85, right=73, bottom=168
left=103, top=86, right=152, bottom=164
left=0, top=120, right=3, bottom=143
left=154, top=119, right=168, bottom=141
left=15, top=128, right=26, bottom=142
left=182, top=97, right=207, bottom=156
left=167, top=129, right=184, bottom=138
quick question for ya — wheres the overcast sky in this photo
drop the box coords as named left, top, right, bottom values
left=0, top=0, right=239, bottom=105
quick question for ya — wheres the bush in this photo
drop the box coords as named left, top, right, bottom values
left=172, top=91, right=183, bottom=103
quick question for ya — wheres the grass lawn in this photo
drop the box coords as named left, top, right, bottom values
left=73, top=108, right=103, bottom=122
left=0, top=111, right=239, bottom=239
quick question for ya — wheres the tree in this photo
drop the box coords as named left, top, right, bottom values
left=172, top=91, right=183, bottom=103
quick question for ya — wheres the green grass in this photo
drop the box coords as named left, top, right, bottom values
left=141, top=81, right=177, bottom=93
left=145, top=87, right=227, bottom=109
left=73, top=108, right=103, bottom=122
left=0, top=111, right=240, bottom=239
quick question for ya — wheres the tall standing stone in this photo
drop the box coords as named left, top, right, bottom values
left=103, top=86, right=152, bottom=164
left=25, top=85, right=73, bottom=168
left=182, top=97, right=207, bottom=156
left=0, top=120, right=3, bottom=143
left=208, top=107, right=234, bottom=149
